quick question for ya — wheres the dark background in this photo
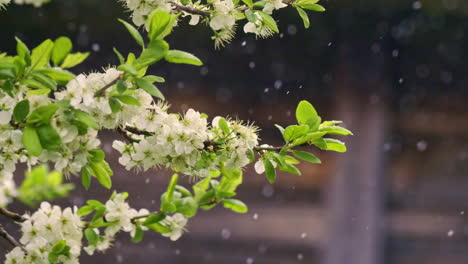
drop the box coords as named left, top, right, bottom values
left=1, top=0, right=468, bottom=263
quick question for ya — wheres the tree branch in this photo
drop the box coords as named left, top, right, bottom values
left=0, top=207, right=26, bottom=222
left=0, top=224, right=23, bottom=249
left=170, top=1, right=210, bottom=16
left=94, top=75, right=123, bottom=97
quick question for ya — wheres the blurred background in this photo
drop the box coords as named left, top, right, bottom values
left=1, top=0, right=468, bottom=263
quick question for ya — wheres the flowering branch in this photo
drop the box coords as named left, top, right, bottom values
left=170, top=1, right=210, bottom=16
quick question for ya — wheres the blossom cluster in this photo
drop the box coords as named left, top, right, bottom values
left=5, top=202, right=83, bottom=264
left=120, top=0, right=293, bottom=47
left=113, top=113, right=259, bottom=178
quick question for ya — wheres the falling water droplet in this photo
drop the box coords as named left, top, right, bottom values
left=416, top=140, right=428, bottom=152
left=242, top=41, right=247, bottom=46
left=447, top=230, right=454, bottom=237
left=253, top=213, right=258, bottom=220
left=246, top=257, right=254, bottom=264
left=221, top=228, right=231, bottom=240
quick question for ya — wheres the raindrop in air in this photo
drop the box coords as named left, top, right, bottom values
left=297, top=254, right=304, bottom=261
left=91, top=43, right=100, bottom=52
left=301, top=233, right=307, bottom=239
left=416, top=140, right=428, bottom=152
left=246, top=257, right=254, bottom=264
left=412, top=1, right=422, bottom=9
left=249, top=62, right=256, bottom=69
left=242, top=41, right=247, bottom=46
left=447, top=230, right=454, bottom=237
left=221, top=228, right=231, bottom=240
left=253, top=213, right=258, bottom=220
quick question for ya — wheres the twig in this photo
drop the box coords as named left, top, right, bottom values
left=94, top=75, right=122, bottom=97
left=0, top=224, right=23, bottom=249
left=170, top=1, right=210, bottom=16
left=0, top=207, right=26, bottom=222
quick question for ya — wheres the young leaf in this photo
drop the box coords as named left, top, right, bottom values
left=81, top=167, right=92, bottom=190
left=142, top=212, right=166, bottom=225
left=135, top=77, right=165, bottom=100
left=114, top=95, right=141, bottom=106
left=296, top=7, right=310, bottom=28
left=75, top=110, right=100, bottom=130
left=263, top=158, right=276, bottom=183
left=131, top=226, right=144, bottom=243
left=300, top=3, right=325, bottom=11
left=36, top=124, right=62, bottom=150
left=323, top=138, right=347, bottom=152
left=258, top=12, right=279, bottom=33
left=89, top=162, right=112, bottom=189
left=147, top=9, right=176, bottom=41
left=134, top=40, right=169, bottom=69
left=85, top=228, right=99, bottom=245
left=165, top=50, right=203, bottom=66
left=61, top=52, right=89, bottom=68
left=15, top=37, right=31, bottom=65
left=22, top=126, right=43, bottom=156
left=118, top=19, right=145, bottom=48
left=31, top=39, right=54, bottom=69
left=296, top=100, right=318, bottom=125
left=292, top=150, right=321, bottom=163
left=13, top=100, right=29, bottom=122
left=283, top=125, right=309, bottom=141
left=218, top=117, right=230, bottom=134
left=27, top=103, right=60, bottom=124
left=319, top=125, right=353, bottom=135
left=52, top=37, right=73, bottom=66
left=222, top=199, right=248, bottom=213
left=38, top=68, right=75, bottom=85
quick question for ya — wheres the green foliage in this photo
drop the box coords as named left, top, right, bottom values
left=18, top=165, right=74, bottom=208
left=165, top=50, right=203, bottom=66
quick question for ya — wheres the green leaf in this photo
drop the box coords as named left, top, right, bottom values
left=291, top=131, right=326, bottom=147
left=22, top=126, right=43, bottom=156
left=116, top=80, right=127, bottom=93
left=38, top=68, right=75, bottom=85
left=81, top=167, right=92, bottom=190
left=131, top=226, right=144, bottom=243
left=27, top=103, right=60, bottom=124
left=174, top=197, right=198, bottom=217
left=31, top=39, right=54, bottom=69
left=142, top=212, right=166, bottom=225
left=13, top=100, right=29, bottom=122
left=52, top=37, right=72, bottom=66
left=113, top=47, right=125, bottom=64
left=75, top=110, right=100, bottom=130
left=218, top=167, right=243, bottom=193
left=263, top=159, right=276, bottom=183
left=300, top=3, right=325, bottom=11
left=119, top=19, right=145, bottom=48
left=323, top=138, right=347, bottom=152
left=36, top=124, right=62, bottom=150
left=319, top=125, right=353, bottom=135
left=30, top=71, right=57, bottom=90
left=218, top=117, right=230, bottom=134
left=117, top=64, right=138, bottom=76
left=165, top=50, right=203, bottom=66
left=89, top=149, right=105, bottom=162
left=143, top=75, right=165, bottom=83
left=222, top=199, right=248, bottom=213
left=242, top=0, right=253, bottom=7
left=258, top=12, right=279, bottom=33
left=296, top=7, right=310, bottom=28
left=85, top=228, right=99, bottom=245
left=78, top=205, right=95, bottom=216
left=135, top=40, right=169, bottom=69
left=166, top=173, right=179, bottom=201
left=283, top=125, right=309, bottom=141
left=292, top=150, right=321, bottom=163
left=89, top=162, right=112, bottom=189
left=296, top=100, right=318, bottom=125
left=61, top=52, right=89, bottom=69
left=147, top=9, right=176, bottom=41
left=135, top=77, right=165, bottom=100
left=114, top=95, right=141, bottom=106
left=108, top=97, right=122, bottom=113
left=2, top=80, right=15, bottom=97
left=147, top=222, right=171, bottom=234
left=278, top=163, right=302, bottom=175
left=15, top=37, right=31, bottom=65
